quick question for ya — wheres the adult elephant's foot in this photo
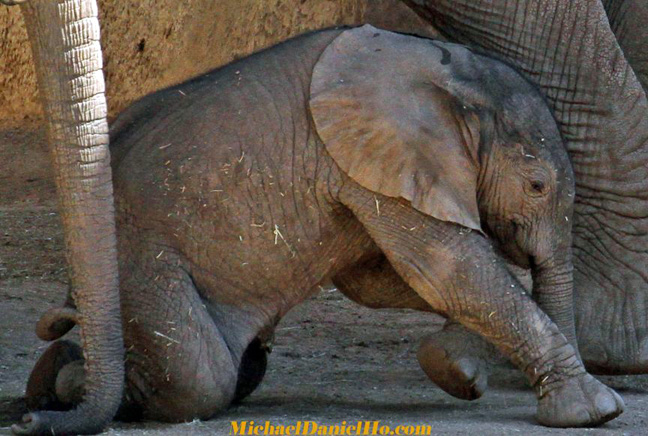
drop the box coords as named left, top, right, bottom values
left=577, top=314, right=648, bottom=375
left=417, top=322, right=504, bottom=400
left=574, top=272, right=648, bottom=375
left=536, top=373, right=624, bottom=427
left=25, top=340, right=83, bottom=411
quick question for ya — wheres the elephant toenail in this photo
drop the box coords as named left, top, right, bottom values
left=594, top=390, right=624, bottom=417
left=455, top=358, right=478, bottom=381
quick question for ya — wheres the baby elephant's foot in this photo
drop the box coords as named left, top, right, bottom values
left=417, top=331, right=488, bottom=400
left=537, top=373, right=624, bottom=427
left=25, top=340, right=83, bottom=411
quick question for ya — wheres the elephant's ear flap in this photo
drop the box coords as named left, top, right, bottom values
left=310, top=25, right=483, bottom=233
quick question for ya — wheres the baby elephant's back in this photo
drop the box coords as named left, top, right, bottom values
left=109, top=28, right=344, bottom=230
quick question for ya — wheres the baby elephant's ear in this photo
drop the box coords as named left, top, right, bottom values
left=310, top=25, right=482, bottom=232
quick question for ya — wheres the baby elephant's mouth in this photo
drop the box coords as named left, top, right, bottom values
left=504, top=244, right=532, bottom=270
left=483, top=222, right=532, bottom=270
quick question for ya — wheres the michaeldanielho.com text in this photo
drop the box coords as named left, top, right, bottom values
left=230, top=421, right=432, bottom=435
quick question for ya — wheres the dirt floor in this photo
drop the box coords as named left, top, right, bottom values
left=2, top=127, right=648, bottom=435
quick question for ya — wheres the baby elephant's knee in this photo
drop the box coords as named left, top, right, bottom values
left=139, top=368, right=237, bottom=422
left=126, top=351, right=237, bottom=423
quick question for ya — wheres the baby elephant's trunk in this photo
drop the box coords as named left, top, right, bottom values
left=532, top=253, right=578, bottom=353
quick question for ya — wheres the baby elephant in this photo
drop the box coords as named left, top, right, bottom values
left=28, top=25, right=622, bottom=428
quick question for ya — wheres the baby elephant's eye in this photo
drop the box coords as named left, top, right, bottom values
left=523, top=175, right=549, bottom=197
left=530, top=180, right=546, bottom=193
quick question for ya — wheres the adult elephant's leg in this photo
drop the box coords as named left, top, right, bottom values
left=8, top=1, right=123, bottom=434
left=339, top=188, right=623, bottom=427
left=603, top=0, right=648, bottom=91
left=402, top=0, right=648, bottom=375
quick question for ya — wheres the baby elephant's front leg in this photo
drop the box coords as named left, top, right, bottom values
left=342, top=192, right=623, bottom=427
left=436, top=238, right=623, bottom=427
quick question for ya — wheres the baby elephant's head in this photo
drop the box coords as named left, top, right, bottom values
left=311, top=25, right=576, bottom=338
left=473, top=68, right=576, bottom=277
left=311, top=25, right=574, bottom=265
left=459, top=62, right=577, bottom=342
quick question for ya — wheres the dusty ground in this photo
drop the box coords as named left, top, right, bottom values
left=2, top=128, right=648, bottom=435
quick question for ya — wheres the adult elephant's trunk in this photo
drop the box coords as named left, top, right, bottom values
left=10, top=0, right=123, bottom=434
left=403, top=0, right=648, bottom=375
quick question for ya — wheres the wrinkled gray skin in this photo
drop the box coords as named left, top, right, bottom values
left=391, top=0, right=648, bottom=400
left=2, top=1, right=123, bottom=435
left=27, top=27, right=622, bottom=428
left=603, top=0, right=648, bottom=91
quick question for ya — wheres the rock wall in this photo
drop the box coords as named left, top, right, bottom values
left=0, top=0, right=436, bottom=126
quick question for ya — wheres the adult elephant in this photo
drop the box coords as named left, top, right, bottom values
left=396, top=0, right=648, bottom=390
left=603, top=0, right=648, bottom=91
left=2, top=0, right=123, bottom=434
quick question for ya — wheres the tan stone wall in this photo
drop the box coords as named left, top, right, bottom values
left=0, top=6, right=35, bottom=126
left=0, top=0, right=435, bottom=127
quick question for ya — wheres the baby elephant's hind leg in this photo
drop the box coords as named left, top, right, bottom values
left=120, top=251, right=238, bottom=422
left=24, top=340, right=84, bottom=411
